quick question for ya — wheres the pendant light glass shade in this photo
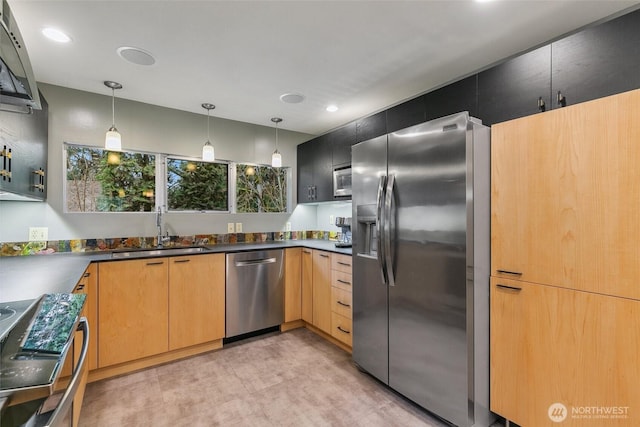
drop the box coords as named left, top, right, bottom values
left=271, top=117, right=283, bottom=167
left=104, top=81, right=122, bottom=151
left=201, top=103, right=216, bottom=161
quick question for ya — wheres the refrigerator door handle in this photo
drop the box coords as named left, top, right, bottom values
left=384, top=174, right=396, bottom=287
left=376, top=174, right=388, bottom=285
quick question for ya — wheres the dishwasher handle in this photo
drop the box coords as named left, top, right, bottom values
left=234, top=257, right=277, bottom=267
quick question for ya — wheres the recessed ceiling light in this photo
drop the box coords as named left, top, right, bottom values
left=326, top=105, right=339, bottom=112
left=42, top=27, right=71, bottom=43
left=117, top=46, right=156, bottom=66
left=280, top=93, right=305, bottom=104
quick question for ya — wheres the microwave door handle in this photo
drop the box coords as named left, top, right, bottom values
left=42, top=317, right=90, bottom=427
left=376, top=175, right=388, bottom=285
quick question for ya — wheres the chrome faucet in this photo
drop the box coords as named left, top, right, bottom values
left=156, top=206, right=170, bottom=248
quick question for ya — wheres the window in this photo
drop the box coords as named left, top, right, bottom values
left=65, top=144, right=155, bottom=212
left=236, top=164, right=288, bottom=213
left=166, top=158, right=229, bottom=211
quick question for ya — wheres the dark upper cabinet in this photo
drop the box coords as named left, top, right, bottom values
left=296, top=134, right=332, bottom=203
left=356, top=111, right=387, bottom=143
left=331, top=122, right=357, bottom=167
left=478, top=45, right=551, bottom=126
left=552, top=9, right=640, bottom=108
left=425, top=75, right=478, bottom=122
left=386, top=95, right=427, bottom=133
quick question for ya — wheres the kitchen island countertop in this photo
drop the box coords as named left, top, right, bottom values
left=0, top=240, right=351, bottom=303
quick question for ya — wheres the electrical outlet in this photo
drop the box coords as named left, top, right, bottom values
left=329, top=215, right=335, bottom=225
left=227, top=222, right=235, bottom=233
left=285, top=222, right=292, bottom=231
left=235, top=222, right=243, bottom=233
left=28, top=227, right=48, bottom=242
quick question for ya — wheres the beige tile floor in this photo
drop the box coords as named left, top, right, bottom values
left=79, top=328, right=452, bottom=427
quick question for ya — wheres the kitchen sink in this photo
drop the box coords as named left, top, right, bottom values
left=111, top=246, right=209, bottom=259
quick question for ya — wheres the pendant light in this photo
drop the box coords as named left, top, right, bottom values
left=202, top=103, right=216, bottom=161
left=104, top=81, right=123, bottom=151
left=271, top=117, right=283, bottom=167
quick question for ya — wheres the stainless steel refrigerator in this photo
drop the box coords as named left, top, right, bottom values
left=352, top=112, right=494, bottom=427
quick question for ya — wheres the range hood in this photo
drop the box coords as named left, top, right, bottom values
left=0, top=0, right=41, bottom=112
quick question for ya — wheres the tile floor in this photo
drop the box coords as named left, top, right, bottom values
left=79, top=328, right=453, bottom=427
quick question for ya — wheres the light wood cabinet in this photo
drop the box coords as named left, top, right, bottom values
left=284, top=248, right=302, bottom=322
left=301, top=248, right=313, bottom=323
left=312, top=250, right=332, bottom=333
left=168, top=254, right=224, bottom=351
left=330, top=253, right=352, bottom=347
left=98, top=259, right=169, bottom=367
left=492, top=88, right=640, bottom=300
left=490, top=278, right=640, bottom=426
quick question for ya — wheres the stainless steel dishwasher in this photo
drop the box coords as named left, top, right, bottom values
left=225, top=249, right=284, bottom=338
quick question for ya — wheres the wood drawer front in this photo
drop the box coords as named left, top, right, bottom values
left=331, top=254, right=352, bottom=274
left=331, top=286, right=352, bottom=319
left=331, top=312, right=352, bottom=347
left=331, top=270, right=352, bottom=291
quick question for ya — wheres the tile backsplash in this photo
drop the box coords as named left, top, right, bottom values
left=0, top=230, right=339, bottom=256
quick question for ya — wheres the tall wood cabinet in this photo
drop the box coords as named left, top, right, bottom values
left=490, top=89, right=640, bottom=426
left=311, top=250, right=332, bottom=334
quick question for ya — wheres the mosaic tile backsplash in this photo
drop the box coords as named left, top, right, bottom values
left=0, top=230, right=340, bottom=256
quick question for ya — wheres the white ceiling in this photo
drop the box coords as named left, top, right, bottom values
left=9, top=0, right=640, bottom=136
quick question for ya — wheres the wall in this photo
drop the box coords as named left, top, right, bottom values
left=0, top=83, right=323, bottom=242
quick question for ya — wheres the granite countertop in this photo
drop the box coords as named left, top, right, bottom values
left=0, top=240, right=351, bottom=303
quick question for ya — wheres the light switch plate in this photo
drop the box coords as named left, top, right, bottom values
left=227, top=223, right=235, bottom=233
left=285, top=222, right=292, bottom=231
left=28, top=227, right=48, bottom=242
left=235, top=222, right=243, bottom=233
left=329, top=215, right=335, bottom=225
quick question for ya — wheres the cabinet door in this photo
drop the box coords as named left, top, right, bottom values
left=552, top=9, right=640, bottom=108
left=425, top=74, right=478, bottom=121
left=331, top=122, right=357, bottom=167
left=83, top=263, right=98, bottom=371
left=491, top=278, right=640, bottom=426
left=492, top=89, right=640, bottom=299
left=478, top=45, right=551, bottom=125
left=301, top=249, right=313, bottom=323
left=168, top=254, right=224, bottom=350
left=98, top=259, right=169, bottom=367
left=297, top=141, right=315, bottom=203
left=356, top=111, right=387, bottom=143
left=284, top=248, right=302, bottom=322
left=312, top=134, right=333, bottom=202
left=312, top=250, right=332, bottom=333
left=386, top=95, right=427, bottom=133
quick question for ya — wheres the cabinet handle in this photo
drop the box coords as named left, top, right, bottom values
left=303, top=250, right=311, bottom=254
left=173, top=259, right=191, bottom=263
left=337, top=261, right=351, bottom=267
left=496, top=269, right=522, bottom=276
left=337, top=326, right=351, bottom=334
left=496, top=284, right=522, bottom=292
left=337, top=279, right=351, bottom=285
left=537, top=97, right=546, bottom=112
left=146, top=261, right=164, bottom=266
left=557, top=90, right=567, bottom=107
left=83, top=272, right=91, bottom=277
left=337, top=300, right=351, bottom=308
left=308, top=186, right=312, bottom=199
left=319, top=254, right=329, bottom=258
left=76, top=285, right=85, bottom=291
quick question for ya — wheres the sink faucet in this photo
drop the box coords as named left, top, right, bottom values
left=156, top=206, right=170, bottom=248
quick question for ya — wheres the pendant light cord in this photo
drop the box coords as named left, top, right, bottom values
left=207, top=108, right=211, bottom=142
left=111, top=88, right=116, bottom=128
left=275, top=121, right=278, bottom=151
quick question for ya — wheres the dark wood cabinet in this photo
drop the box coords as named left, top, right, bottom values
left=478, top=45, right=551, bottom=126
left=331, top=122, right=357, bottom=167
left=356, top=111, right=387, bottom=143
left=386, top=95, right=427, bottom=133
left=552, top=9, right=640, bottom=108
left=425, top=75, right=478, bottom=122
left=297, top=134, right=332, bottom=203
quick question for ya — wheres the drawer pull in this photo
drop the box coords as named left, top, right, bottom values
left=337, top=261, right=351, bottom=267
left=496, top=269, right=523, bottom=276
left=174, top=259, right=191, bottom=263
left=496, top=284, right=522, bottom=292
left=303, top=250, right=311, bottom=254
left=83, top=272, right=91, bottom=278
left=337, top=279, right=351, bottom=285
left=337, top=326, right=351, bottom=334
left=337, top=301, right=351, bottom=308
left=146, top=261, right=164, bottom=266
left=319, top=254, right=329, bottom=258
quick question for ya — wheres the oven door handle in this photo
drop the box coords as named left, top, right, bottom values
left=42, top=317, right=89, bottom=427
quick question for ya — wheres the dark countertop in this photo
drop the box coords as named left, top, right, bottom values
left=0, top=240, right=351, bottom=303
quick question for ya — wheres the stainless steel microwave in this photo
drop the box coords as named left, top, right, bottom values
left=333, top=167, right=352, bottom=197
